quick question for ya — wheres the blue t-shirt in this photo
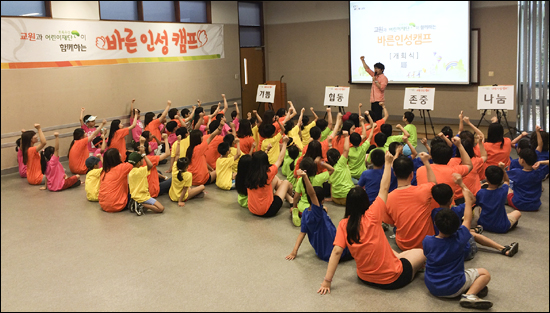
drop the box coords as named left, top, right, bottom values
left=423, top=225, right=470, bottom=297
left=536, top=150, right=549, bottom=161
left=476, top=185, right=510, bottom=233
left=431, top=205, right=470, bottom=260
left=509, top=157, right=522, bottom=171
left=507, top=167, right=547, bottom=211
left=300, top=203, right=351, bottom=262
left=357, top=166, right=397, bottom=204
left=411, top=157, right=433, bottom=186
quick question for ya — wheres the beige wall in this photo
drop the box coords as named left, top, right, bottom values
left=264, top=2, right=518, bottom=123
left=1, top=1, right=240, bottom=171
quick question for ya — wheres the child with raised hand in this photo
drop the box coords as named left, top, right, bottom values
left=284, top=104, right=304, bottom=151
left=107, top=110, right=138, bottom=161
left=143, top=133, right=172, bottom=197
left=402, top=111, right=417, bottom=148
left=423, top=174, right=493, bottom=309
left=261, top=117, right=285, bottom=165
left=79, top=107, right=101, bottom=155
left=301, top=107, right=319, bottom=145
left=291, top=156, right=331, bottom=227
left=532, top=125, right=549, bottom=179
left=68, top=119, right=107, bottom=175
left=221, top=101, right=241, bottom=136
left=358, top=149, right=387, bottom=205
left=431, top=179, right=519, bottom=258
left=286, top=168, right=352, bottom=262
left=483, top=122, right=512, bottom=170
left=318, top=107, right=333, bottom=142
left=462, top=115, right=485, bottom=158
left=281, top=143, right=300, bottom=191
left=144, top=100, right=171, bottom=144
left=323, top=131, right=355, bottom=205
left=167, top=127, right=189, bottom=173
left=98, top=148, right=133, bottom=212
left=216, top=137, right=241, bottom=190
left=235, top=154, right=252, bottom=208
left=204, top=118, right=226, bottom=170
left=127, top=139, right=164, bottom=216
left=366, top=133, right=388, bottom=165
left=15, top=136, right=27, bottom=178
left=186, top=124, right=222, bottom=186
left=318, top=151, right=426, bottom=294
left=20, top=124, right=48, bottom=185
left=85, top=155, right=102, bottom=202
left=236, top=118, right=256, bottom=155
left=246, top=135, right=293, bottom=217
left=385, top=152, right=437, bottom=251
left=169, top=155, right=205, bottom=207
left=348, top=113, right=374, bottom=182
left=41, top=132, right=82, bottom=191
left=476, top=163, right=522, bottom=233
left=506, top=148, right=548, bottom=211
left=130, top=98, right=145, bottom=144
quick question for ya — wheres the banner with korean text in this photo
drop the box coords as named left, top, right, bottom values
left=404, top=87, right=435, bottom=110
left=477, top=85, right=514, bottom=110
left=1, top=18, right=224, bottom=69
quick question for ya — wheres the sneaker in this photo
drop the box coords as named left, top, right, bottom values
left=129, top=199, right=136, bottom=213
left=389, top=234, right=396, bottom=239
left=459, top=294, right=493, bottom=309
left=136, top=203, right=144, bottom=216
left=291, top=208, right=301, bottom=227
left=477, top=286, right=489, bottom=298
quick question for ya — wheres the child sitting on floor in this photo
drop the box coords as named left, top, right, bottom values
left=506, top=148, right=548, bottom=211
left=285, top=169, right=352, bottom=262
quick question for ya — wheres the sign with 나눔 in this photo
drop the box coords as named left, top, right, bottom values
left=323, top=86, right=350, bottom=107
left=477, top=85, right=514, bottom=110
left=256, top=85, right=276, bottom=103
left=404, top=87, right=435, bottom=110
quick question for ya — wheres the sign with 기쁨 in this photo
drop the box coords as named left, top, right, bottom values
left=323, top=86, right=350, bottom=107
left=477, top=85, right=514, bottom=110
left=404, top=87, right=435, bottom=110
left=256, top=85, right=276, bottom=103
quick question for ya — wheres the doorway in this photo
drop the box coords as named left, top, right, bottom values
left=240, top=47, right=265, bottom=116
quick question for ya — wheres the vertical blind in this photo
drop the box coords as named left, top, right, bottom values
left=517, top=1, right=549, bottom=131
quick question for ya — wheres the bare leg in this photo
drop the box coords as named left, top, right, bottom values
left=209, top=170, right=217, bottom=183
left=142, top=201, right=164, bottom=213
left=470, top=232, right=506, bottom=253
left=397, top=248, right=426, bottom=278
left=187, top=185, right=205, bottom=200
left=275, top=180, right=291, bottom=202
left=508, top=210, right=521, bottom=223
left=465, top=268, right=491, bottom=295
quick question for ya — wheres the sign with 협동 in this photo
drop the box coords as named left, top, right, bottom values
left=324, top=86, right=350, bottom=107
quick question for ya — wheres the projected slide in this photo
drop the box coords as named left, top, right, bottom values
left=350, top=1, right=470, bottom=84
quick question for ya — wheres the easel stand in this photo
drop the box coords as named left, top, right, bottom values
left=324, top=106, right=346, bottom=119
left=476, top=109, right=517, bottom=138
left=412, top=109, right=436, bottom=138
left=257, top=102, right=274, bottom=112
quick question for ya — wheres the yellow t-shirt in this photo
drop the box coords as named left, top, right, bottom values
left=301, top=121, right=316, bottom=146
left=229, top=147, right=244, bottom=173
left=287, top=124, right=304, bottom=151
left=85, top=168, right=102, bottom=201
left=128, top=166, right=152, bottom=203
left=171, top=137, right=190, bottom=159
left=252, top=125, right=259, bottom=150
left=216, top=156, right=234, bottom=190
left=261, top=132, right=283, bottom=165
left=169, top=161, right=192, bottom=202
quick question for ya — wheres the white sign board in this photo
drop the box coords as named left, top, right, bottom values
left=323, top=86, right=350, bottom=107
left=256, top=85, right=276, bottom=103
left=477, top=85, right=514, bottom=110
left=404, top=88, right=435, bottom=110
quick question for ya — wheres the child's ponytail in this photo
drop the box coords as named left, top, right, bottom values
left=176, top=157, right=190, bottom=182
left=40, top=146, right=55, bottom=174
left=15, top=138, right=21, bottom=152
left=287, top=145, right=300, bottom=171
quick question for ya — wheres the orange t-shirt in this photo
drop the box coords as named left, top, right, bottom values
left=238, top=136, right=255, bottom=155
left=188, top=139, right=210, bottom=185
left=205, top=135, right=224, bottom=170
left=142, top=155, right=160, bottom=198
left=69, top=138, right=89, bottom=174
left=109, top=128, right=130, bottom=161
left=331, top=136, right=346, bottom=155
left=98, top=163, right=133, bottom=212
left=384, top=183, right=436, bottom=251
left=371, top=118, right=386, bottom=138
left=301, top=140, right=329, bottom=159
left=448, top=157, right=484, bottom=199
left=482, top=138, right=511, bottom=180
left=26, top=146, right=43, bottom=185
left=145, top=119, right=162, bottom=143
left=293, top=156, right=327, bottom=178
left=416, top=163, right=470, bottom=204
left=247, top=164, right=278, bottom=216
left=334, top=197, right=403, bottom=284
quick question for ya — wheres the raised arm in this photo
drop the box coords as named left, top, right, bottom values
left=194, top=112, right=205, bottom=130
left=458, top=111, right=464, bottom=134
left=233, top=101, right=240, bottom=119
left=297, top=107, right=305, bottom=130
left=477, top=134, right=487, bottom=162
left=185, top=105, right=197, bottom=123
left=454, top=173, right=473, bottom=229
left=330, top=112, right=343, bottom=138
left=499, top=162, right=510, bottom=184
left=221, top=94, right=228, bottom=113
left=87, top=119, right=107, bottom=142
left=53, top=132, right=60, bottom=157
left=174, top=114, right=186, bottom=128
left=378, top=151, right=394, bottom=202
left=35, top=124, right=47, bottom=151
left=207, top=120, right=224, bottom=144
left=158, top=100, right=172, bottom=124
left=127, top=110, right=138, bottom=131
left=326, top=107, right=333, bottom=130
left=535, top=125, right=543, bottom=153
left=420, top=137, right=431, bottom=155
left=419, top=152, right=436, bottom=184
left=396, top=124, right=410, bottom=138
left=452, top=136, right=473, bottom=174
left=438, top=132, right=453, bottom=148
left=130, top=98, right=136, bottom=119
left=403, top=136, right=417, bottom=159
left=342, top=131, right=350, bottom=159
left=79, top=107, right=86, bottom=126
left=381, top=102, right=389, bottom=121
left=310, top=107, right=319, bottom=123
left=274, top=136, right=289, bottom=168
left=364, top=111, right=375, bottom=144
left=158, top=133, right=171, bottom=161
left=253, top=110, right=262, bottom=123
left=209, top=103, right=221, bottom=119
left=359, top=115, right=367, bottom=141
left=140, top=137, right=153, bottom=171
left=510, top=131, right=528, bottom=146
left=463, top=116, right=485, bottom=143
left=318, top=158, right=335, bottom=176
left=233, top=138, right=241, bottom=161
left=100, top=129, right=108, bottom=154
left=360, top=56, right=372, bottom=75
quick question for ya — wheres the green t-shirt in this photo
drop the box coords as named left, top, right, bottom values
left=383, top=135, right=404, bottom=150
left=367, top=147, right=388, bottom=164
left=295, top=172, right=330, bottom=212
left=328, top=156, right=355, bottom=199
left=348, top=140, right=371, bottom=179
left=320, top=127, right=332, bottom=142
left=237, top=193, right=248, bottom=208
left=404, top=123, right=417, bottom=147
left=282, top=150, right=298, bottom=191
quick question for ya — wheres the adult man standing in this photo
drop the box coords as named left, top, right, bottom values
left=360, top=56, right=388, bottom=121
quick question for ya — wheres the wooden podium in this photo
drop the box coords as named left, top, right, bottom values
left=263, top=80, right=287, bottom=113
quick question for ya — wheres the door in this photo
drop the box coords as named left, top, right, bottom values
left=240, top=47, right=265, bottom=117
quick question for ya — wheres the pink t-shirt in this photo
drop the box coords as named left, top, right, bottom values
left=148, top=141, right=158, bottom=156
left=366, top=68, right=388, bottom=103
left=93, top=148, right=104, bottom=168
left=221, top=118, right=240, bottom=137
left=17, top=149, right=27, bottom=178
left=168, top=133, right=177, bottom=147
left=132, top=118, right=144, bottom=143
left=199, top=125, right=208, bottom=136
left=81, top=125, right=98, bottom=152
left=45, top=155, right=66, bottom=191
